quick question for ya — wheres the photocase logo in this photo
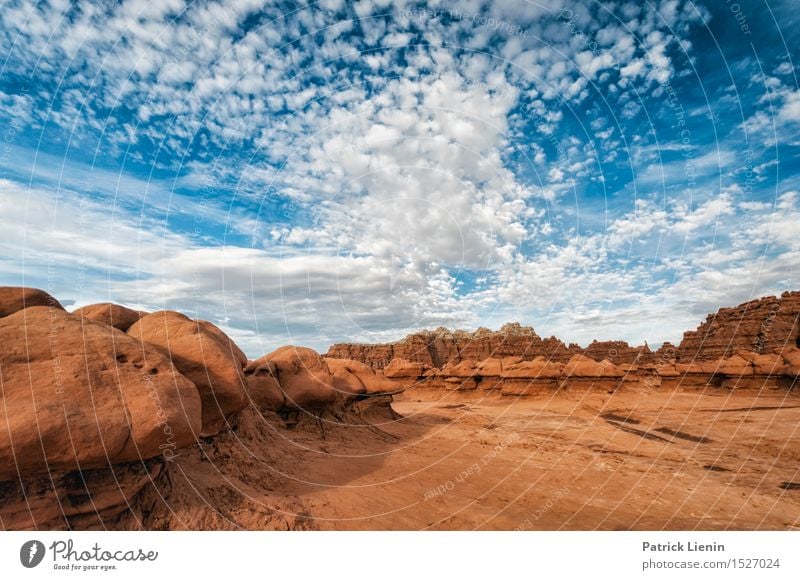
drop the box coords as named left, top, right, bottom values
left=20, top=540, right=46, bottom=568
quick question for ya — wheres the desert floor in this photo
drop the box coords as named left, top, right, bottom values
left=138, top=386, right=800, bottom=531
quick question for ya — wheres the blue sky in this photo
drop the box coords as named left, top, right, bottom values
left=1, top=0, right=798, bottom=356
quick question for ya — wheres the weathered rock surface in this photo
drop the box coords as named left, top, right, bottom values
left=583, top=340, right=653, bottom=364
left=327, top=292, right=800, bottom=395
left=243, top=358, right=285, bottom=411
left=1, top=286, right=799, bottom=532
left=0, top=306, right=201, bottom=481
left=260, top=346, right=338, bottom=411
left=383, top=358, right=430, bottom=379
left=324, top=357, right=403, bottom=396
left=128, top=311, right=247, bottom=436
left=676, top=291, right=800, bottom=360
left=0, top=286, right=63, bottom=318
left=72, top=302, right=144, bottom=331
left=327, top=323, right=579, bottom=369
left=328, top=292, right=800, bottom=371
left=327, top=325, right=661, bottom=369
left=0, top=461, right=161, bottom=530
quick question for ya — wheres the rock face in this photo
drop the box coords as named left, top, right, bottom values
left=326, top=292, right=800, bottom=379
left=324, top=357, right=403, bottom=396
left=0, top=286, right=63, bottom=318
left=327, top=324, right=665, bottom=368
left=260, top=346, right=338, bottom=411
left=411, top=353, right=638, bottom=395
left=326, top=323, right=578, bottom=369
left=0, top=306, right=202, bottom=481
left=676, top=291, right=800, bottom=361
left=0, top=461, right=162, bottom=530
left=127, top=311, right=248, bottom=436
left=0, top=286, right=798, bottom=531
left=243, top=358, right=285, bottom=411
left=333, top=292, right=800, bottom=396
left=383, top=358, right=430, bottom=379
left=72, top=302, right=144, bottom=331
left=583, top=340, right=653, bottom=364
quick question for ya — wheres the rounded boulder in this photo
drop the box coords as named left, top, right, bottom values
left=128, top=311, right=247, bottom=435
left=73, top=303, right=145, bottom=331
left=263, top=346, right=337, bottom=411
left=0, top=287, right=63, bottom=318
left=0, top=307, right=202, bottom=480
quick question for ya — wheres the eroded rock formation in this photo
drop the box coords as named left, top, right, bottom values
left=0, top=288, right=404, bottom=530
left=1, top=286, right=798, bottom=530
left=0, top=306, right=202, bottom=480
left=327, top=323, right=579, bottom=368
left=72, top=302, right=144, bottom=331
left=0, top=286, right=63, bottom=318
left=128, top=311, right=249, bottom=436
left=328, top=292, right=800, bottom=370
left=675, top=291, right=800, bottom=361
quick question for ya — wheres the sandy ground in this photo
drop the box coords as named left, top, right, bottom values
left=286, top=387, right=800, bottom=530
left=125, top=386, right=800, bottom=530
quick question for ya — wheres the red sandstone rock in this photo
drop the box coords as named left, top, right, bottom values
left=243, top=358, right=284, bottom=411
left=326, top=324, right=575, bottom=368
left=261, top=346, right=337, bottom=410
left=503, top=357, right=563, bottom=379
left=677, top=291, right=800, bottom=361
left=384, top=358, right=429, bottom=378
left=714, top=354, right=752, bottom=376
left=325, top=358, right=403, bottom=396
left=563, top=354, right=622, bottom=378
left=779, top=347, right=800, bottom=375
left=0, top=286, right=63, bottom=318
left=583, top=340, right=653, bottom=364
left=474, top=357, right=504, bottom=376
left=0, top=307, right=201, bottom=480
left=736, top=351, right=787, bottom=375
left=128, top=311, right=247, bottom=435
left=0, top=461, right=162, bottom=530
left=440, top=359, right=478, bottom=378
left=655, top=363, right=681, bottom=377
left=73, top=302, right=144, bottom=331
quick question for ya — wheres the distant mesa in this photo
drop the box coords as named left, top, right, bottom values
left=326, top=291, right=800, bottom=372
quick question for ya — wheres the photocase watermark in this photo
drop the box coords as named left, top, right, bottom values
left=514, top=486, right=571, bottom=530
left=17, top=539, right=158, bottom=572
left=20, top=538, right=158, bottom=571
left=659, top=73, right=698, bottom=195
left=19, top=540, right=46, bottom=568
left=742, top=147, right=758, bottom=197
left=0, top=85, right=29, bottom=173
left=423, top=432, right=520, bottom=500
left=142, top=374, right=182, bottom=462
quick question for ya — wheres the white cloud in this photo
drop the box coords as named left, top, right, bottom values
left=0, top=0, right=794, bottom=356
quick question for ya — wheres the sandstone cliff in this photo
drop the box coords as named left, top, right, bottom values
left=327, top=292, right=800, bottom=369
left=675, top=291, right=800, bottom=361
left=326, top=323, right=579, bottom=368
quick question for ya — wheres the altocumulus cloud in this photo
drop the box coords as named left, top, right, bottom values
left=0, top=0, right=798, bottom=355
